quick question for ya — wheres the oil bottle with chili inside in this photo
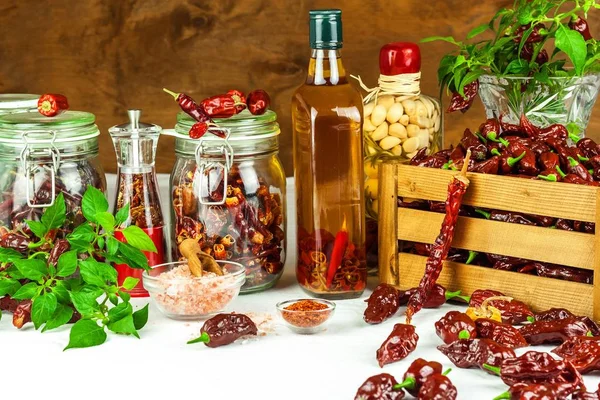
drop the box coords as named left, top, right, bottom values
left=292, top=9, right=367, bottom=299
left=109, top=109, right=167, bottom=297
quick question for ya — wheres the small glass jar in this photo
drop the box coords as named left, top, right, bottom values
left=0, top=94, right=39, bottom=115
left=169, top=110, right=286, bottom=293
left=0, top=111, right=106, bottom=235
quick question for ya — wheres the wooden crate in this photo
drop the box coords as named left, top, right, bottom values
left=377, top=162, right=600, bottom=319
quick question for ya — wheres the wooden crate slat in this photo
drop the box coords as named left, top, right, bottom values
left=397, top=253, right=593, bottom=316
left=397, top=208, right=595, bottom=270
left=396, top=165, right=597, bottom=222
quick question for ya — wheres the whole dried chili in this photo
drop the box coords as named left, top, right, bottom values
left=0, top=232, right=31, bottom=253
left=438, top=338, right=515, bottom=373
left=567, top=156, right=595, bottom=182
left=460, top=129, right=487, bottom=161
left=163, top=88, right=210, bottom=123
left=246, top=89, right=271, bottom=115
left=47, top=239, right=70, bottom=266
left=513, top=23, right=544, bottom=44
left=376, top=323, right=419, bottom=368
left=406, top=150, right=472, bottom=323
left=13, top=299, right=32, bottom=329
left=538, top=124, right=568, bottom=143
left=490, top=210, right=536, bottom=225
left=472, top=156, right=499, bottom=174
left=578, top=138, right=600, bottom=159
left=508, top=141, right=538, bottom=175
left=485, top=351, right=583, bottom=387
left=187, top=313, right=257, bottom=347
left=494, top=382, right=579, bottom=400
left=354, top=374, right=404, bottom=400
left=535, top=308, right=576, bottom=322
left=326, top=215, right=348, bottom=288
left=447, top=81, right=478, bottom=113
left=418, top=373, right=457, bottom=400
left=469, top=289, right=533, bottom=324
left=475, top=318, right=528, bottom=349
left=189, top=122, right=209, bottom=139
left=401, top=358, right=443, bottom=397
left=520, top=316, right=600, bottom=345
left=570, top=17, right=593, bottom=40
left=552, top=336, right=600, bottom=373
left=435, top=311, right=478, bottom=344
left=530, top=263, right=593, bottom=284
left=520, top=114, right=540, bottom=139
left=201, top=94, right=244, bottom=118
left=399, top=284, right=468, bottom=308
left=37, top=94, right=69, bottom=117
left=364, top=283, right=401, bottom=324
left=538, top=152, right=560, bottom=171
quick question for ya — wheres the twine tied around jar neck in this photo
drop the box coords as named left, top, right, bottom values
left=350, top=72, right=422, bottom=104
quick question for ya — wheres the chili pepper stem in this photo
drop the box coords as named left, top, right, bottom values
left=527, top=316, right=536, bottom=323
left=392, top=377, right=416, bottom=391
left=442, top=368, right=452, bottom=376
left=465, top=251, right=478, bottom=265
left=556, top=166, right=567, bottom=178
left=482, top=363, right=501, bottom=375
left=507, top=151, right=526, bottom=167
left=493, top=392, right=511, bottom=400
left=162, top=88, right=179, bottom=100
left=475, top=209, right=491, bottom=219
left=537, top=174, right=557, bottom=182
left=458, top=330, right=470, bottom=340
left=187, top=331, right=211, bottom=345
left=460, top=149, right=472, bottom=177
left=490, top=148, right=502, bottom=157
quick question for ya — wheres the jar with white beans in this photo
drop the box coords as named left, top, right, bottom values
left=353, top=42, right=443, bottom=272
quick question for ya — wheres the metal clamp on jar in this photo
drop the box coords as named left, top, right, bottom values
left=166, top=109, right=287, bottom=293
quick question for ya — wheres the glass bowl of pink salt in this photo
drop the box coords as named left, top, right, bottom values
left=142, top=261, right=245, bottom=320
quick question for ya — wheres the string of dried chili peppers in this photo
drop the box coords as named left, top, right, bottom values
left=405, top=149, right=472, bottom=324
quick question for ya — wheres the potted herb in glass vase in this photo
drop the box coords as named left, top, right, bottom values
left=424, top=0, right=600, bottom=139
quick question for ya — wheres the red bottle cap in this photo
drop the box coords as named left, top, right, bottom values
left=379, top=42, right=421, bottom=75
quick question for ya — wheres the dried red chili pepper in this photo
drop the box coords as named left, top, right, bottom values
left=447, top=81, right=479, bottom=113
left=519, top=114, right=540, bottom=139
left=163, top=88, right=210, bottom=123
left=552, top=336, right=600, bottom=373
left=438, top=338, right=515, bottom=374
left=524, top=262, right=594, bottom=284
left=364, top=283, right=401, bottom=324
left=376, top=323, right=419, bottom=368
left=13, top=299, right=32, bottom=329
left=535, top=308, right=576, bottom=322
left=538, top=152, right=560, bottom=171
left=246, top=89, right=271, bottom=115
left=326, top=216, right=348, bottom=288
left=578, top=138, right=600, bottom=159
left=495, top=382, right=579, bottom=400
left=469, top=289, right=533, bottom=324
left=538, top=124, right=568, bottom=143
left=508, top=141, right=538, bottom=175
left=401, top=358, right=443, bottom=397
left=472, top=156, right=500, bottom=174
left=520, top=316, right=599, bottom=345
left=48, top=239, right=70, bottom=266
left=418, top=373, right=457, bottom=400
left=37, top=94, right=69, bottom=117
left=354, top=373, right=404, bottom=400
left=187, top=313, right=257, bottom=347
left=485, top=351, right=583, bottom=387
left=475, top=318, right=528, bottom=349
left=566, top=156, right=595, bottom=182
left=435, top=311, right=478, bottom=344
left=570, top=17, right=593, bottom=40
left=0, top=232, right=31, bottom=253
left=490, top=210, right=536, bottom=225
left=201, top=94, right=243, bottom=118
left=189, top=122, right=209, bottom=139
left=460, top=129, right=487, bottom=161
left=406, top=150, right=471, bottom=323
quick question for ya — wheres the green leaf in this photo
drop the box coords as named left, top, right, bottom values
left=119, top=290, right=131, bottom=303
left=115, top=204, right=130, bottom=226
left=516, top=3, right=533, bottom=25
left=420, top=36, right=460, bottom=45
left=555, top=24, right=587, bottom=75
left=64, top=319, right=107, bottom=350
left=132, top=304, right=149, bottom=330
left=108, top=301, right=132, bottom=323
left=467, top=24, right=489, bottom=40
left=81, top=185, right=108, bottom=223
left=79, top=259, right=118, bottom=288
left=504, top=59, right=530, bottom=75
left=69, top=288, right=102, bottom=316
left=0, top=278, right=21, bottom=296
left=117, top=242, right=149, bottom=270
left=56, top=250, right=78, bottom=277
left=13, top=259, right=48, bottom=281
left=11, top=282, right=39, bottom=300
left=31, top=292, right=57, bottom=329
left=95, top=212, right=115, bottom=234
left=108, top=293, right=119, bottom=306
left=97, top=236, right=105, bottom=250
left=51, top=281, right=71, bottom=304
left=106, top=236, right=119, bottom=255
left=26, top=220, right=48, bottom=239
left=108, top=314, right=139, bottom=338
left=42, top=304, right=73, bottom=332
left=121, top=226, right=157, bottom=253
left=69, top=223, right=96, bottom=241
left=122, top=277, right=139, bottom=291
left=41, top=192, right=66, bottom=230
left=0, top=248, right=23, bottom=262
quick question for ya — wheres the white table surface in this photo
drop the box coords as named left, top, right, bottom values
left=2, top=175, right=599, bottom=400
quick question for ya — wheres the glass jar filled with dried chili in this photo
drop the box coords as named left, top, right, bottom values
left=109, top=110, right=166, bottom=297
left=0, top=111, right=106, bottom=236
left=169, top=109, right=286, bottom=293
left=0, top=94, right=40, bottom=115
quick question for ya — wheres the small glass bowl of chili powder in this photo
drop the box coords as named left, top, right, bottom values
left=276, top=299, right=335, bottom=334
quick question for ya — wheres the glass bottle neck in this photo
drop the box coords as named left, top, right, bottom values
left=306, top=49, right=348, bottom=86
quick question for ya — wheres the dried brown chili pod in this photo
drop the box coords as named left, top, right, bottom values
left=520, top=317, right=599, bottom=345
left=438, top=338, right=515, bottom=373
left=534, top=308, right=576, bottom=322
left=376, top=323, right=419, bottom=368
left=475, top=318, right=528, bottom=349
left=552, top=336, right=600, bottom=374
left=354, top=373, right=404, bottom=400
left=469, top=289, right=533, bottom=324
left=187, top=313, right=257, bottom=347
left=364, top=283, right=401, bottom=324
left=435, top=311, right=478, bottom=344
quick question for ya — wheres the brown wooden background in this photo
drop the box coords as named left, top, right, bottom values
left=2, top=0, right=600, bottom=175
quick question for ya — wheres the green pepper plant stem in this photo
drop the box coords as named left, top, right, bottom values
left=490, top=148, right=502, bottom=157
left=556, top=165, right=567, bottom=178
left=458, top=330, right=471, bottom=340
left=483, top=364, right=501, bottom=375
left=487, top=132, right=509, bottom=147
left=475, top=209, right=491, bottom=219
left=507, top=151, right=526, bottom=167
left=187, top=331, right=211, bottom=345
left=445, top=289, right=471, bottom=303
left=392, top=377, right=416, bottom=391
left=493, top=392, right=511, bottom=400
left=537, top=174, right=557, bottom=182
left=466, top=251, right=478, bottom=265
left=443, top=368, right=452, bottom=376
left=568, top=156, right=579, bottom=167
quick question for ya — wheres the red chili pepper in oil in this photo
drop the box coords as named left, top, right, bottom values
left=406, top=150, right=472, bottom=323
left=326, top=215, right=348, bottom=288
left=37, top=94, right=69, bottom=117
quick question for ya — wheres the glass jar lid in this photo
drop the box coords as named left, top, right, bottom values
left=0, top=94, right=40, bottom=113
left=0, top=111, right=100, bottom=144
left=109, top=109, right=161, bottom=169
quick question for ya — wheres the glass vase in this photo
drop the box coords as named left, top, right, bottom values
left=478, top=74, right=600, bottom=139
